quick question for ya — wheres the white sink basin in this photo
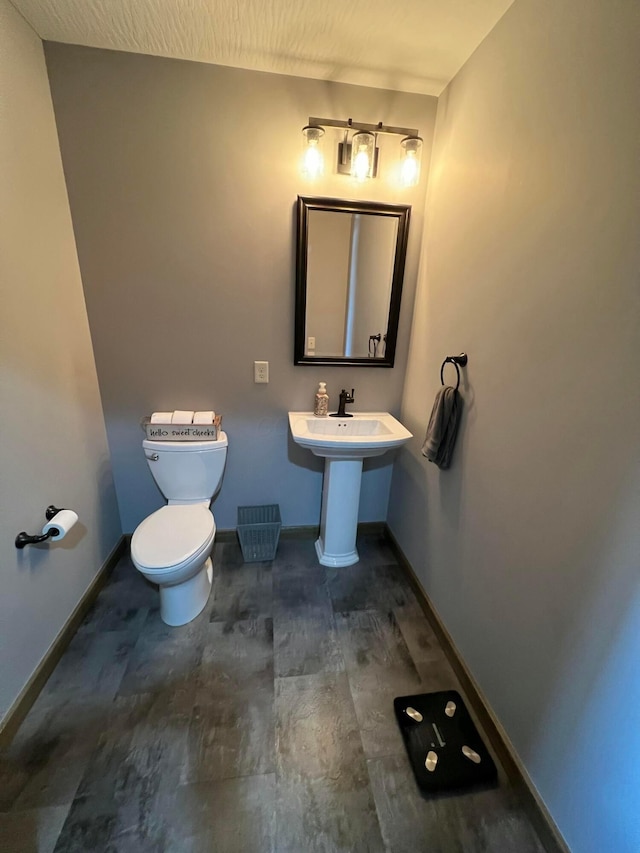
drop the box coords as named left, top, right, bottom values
left=289, top=411, right=413, bottom=567
left=288, top=411, right=412, bottom=458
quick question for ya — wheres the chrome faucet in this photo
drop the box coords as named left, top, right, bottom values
left=330, top=388, right=355, bottom=418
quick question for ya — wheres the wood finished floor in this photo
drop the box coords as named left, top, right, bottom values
left=0, top=536, right=547, bottom=852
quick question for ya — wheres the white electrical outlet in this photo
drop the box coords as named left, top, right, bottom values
left=307, top=336, right=316, bottom=350
left=254, top=360, right=269, bottom=383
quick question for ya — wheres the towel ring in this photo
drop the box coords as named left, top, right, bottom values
left=440, top=360, right=460, bottom=390
left=440, top=353, right=468, bottom=391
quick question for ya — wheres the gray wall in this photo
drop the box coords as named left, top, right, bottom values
left=306, top=211, right=351, bottom=357
left=44, top=44, right=437, bottom=532
left=353, top=215, right=397, bottom=357
left=388, top=0, right=640, bottom=850
left=0, top=1, right=121, bottom=725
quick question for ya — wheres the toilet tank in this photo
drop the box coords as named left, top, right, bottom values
left=143, top=434, right=228, bottom=502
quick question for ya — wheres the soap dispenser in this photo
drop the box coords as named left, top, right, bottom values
left=314, top=382, right=329, bottom=417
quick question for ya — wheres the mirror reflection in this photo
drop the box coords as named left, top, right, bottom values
left=295, top=197, right=411, bottom=367
left=307, top=211, right=398, bottom=358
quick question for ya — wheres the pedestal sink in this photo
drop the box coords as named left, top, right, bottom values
left=289, top=412, right=413, bottom=567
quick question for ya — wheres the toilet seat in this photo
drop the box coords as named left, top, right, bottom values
left=131, top=504, right=215, bottom=573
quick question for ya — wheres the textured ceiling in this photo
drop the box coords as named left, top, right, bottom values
left=12, top=0, right=514, bottom=95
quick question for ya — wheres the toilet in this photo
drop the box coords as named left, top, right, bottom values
left=131, top=434, right=228, bottom=626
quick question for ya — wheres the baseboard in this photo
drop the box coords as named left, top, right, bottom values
left=385, top=525, right=570, bottom=853
left=215, top=521, right=386, bottom=543
left=0, top=534, right=128, bottom=748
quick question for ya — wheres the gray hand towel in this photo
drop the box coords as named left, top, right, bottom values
left=421, top=386, right=463, bottom=470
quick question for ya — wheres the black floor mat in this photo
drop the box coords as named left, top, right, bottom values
left=394, top=689, right=498, bottom=795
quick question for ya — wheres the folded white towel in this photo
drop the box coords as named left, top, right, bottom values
left=150, top=412, right=173, bottom=423
left=171, top=410, right=195, bottom=424
left=193, top=411, right=215, bottom=424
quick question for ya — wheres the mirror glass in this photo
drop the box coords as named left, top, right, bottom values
left=295, top=196, right=411, bottom=367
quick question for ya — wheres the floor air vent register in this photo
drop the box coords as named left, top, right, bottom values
left=394, top=690, right=498, bottom=795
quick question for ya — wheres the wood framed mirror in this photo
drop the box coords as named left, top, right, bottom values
left=294, top=196, right=411, bottom=367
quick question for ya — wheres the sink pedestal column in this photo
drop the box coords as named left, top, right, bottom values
left=315, top=457, right=363, bottom=567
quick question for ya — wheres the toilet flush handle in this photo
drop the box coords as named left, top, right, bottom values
left=146, top=452, right=159, bottom=461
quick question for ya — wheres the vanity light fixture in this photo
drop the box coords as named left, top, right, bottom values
left=301, top=117, right=422, bottom=186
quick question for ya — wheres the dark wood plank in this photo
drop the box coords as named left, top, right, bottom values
left=272, top=548, right=330, bottom=612
left=197, top=617, right=274, bottom=699
left=183, top=693, right=274, bottom=785
left=328, top=563, right=415, bottom=614
left=209, top=543, right=273, bottom=623
left=89, top=551, right=157, bottom=611
left=0, top=804, right=71, bottom=853
left=335, top=608, right=423, bottom=759
left=183, top=619, right=275, bottom=783
left=335, top=608, right=417, bottom=672
left=53, top=792, right=165, bottom=852
left=276, top=776, right=385, bottom=853
left=271, top=537, right=323, bottom=573
left=274, top=607, right=344, bottom=678
left=38, top=629, right=136, bottom=704
left=354, top=532, right=398, bottom=566
left=75, top=686, right=194, bottom=803
left=275, top=672, right=384, bottom=852
left=275, top=672, right=366, bottom=784
left=345, top=664, right=423, bottom=760
left=393, top=602, right=448, bottom=665
left=272, top=552, right=344, bottom=677
left=166, top=774, right=276, bottom=852
left=1, top=693, right=112, bottom=812
left=116, top=613, right=205, bottom=698
left=368, top=753, right=547, bottom=853
left=54, top=689, right=195, bottom=852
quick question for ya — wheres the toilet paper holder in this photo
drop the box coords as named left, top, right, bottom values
left=15, top=505, right=65, bottom=549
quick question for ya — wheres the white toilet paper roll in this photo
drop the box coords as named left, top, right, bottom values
left=42, top=509, right=78, bottom=541
left=172, top=411, right=195, bottom=424
left=193, top=411, right=215, bottom=424
left=150, top=412, right=173, bottom=423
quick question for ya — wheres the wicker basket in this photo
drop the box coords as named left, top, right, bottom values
left=237, top=504, right=282, bottom=562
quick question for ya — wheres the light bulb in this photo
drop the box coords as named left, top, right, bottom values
left=399, top=136, right=422, bottom=187
left=400, top=151, right=418, bottom=186
left=353, top=148, right=370, bottom=182
left=303, top=143, right=323, bottom=179
left=350, top=131, right=375, bottom=182
left=301, top=126, right=324, bottom=179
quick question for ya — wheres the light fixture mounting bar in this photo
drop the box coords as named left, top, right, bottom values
left=308, top=117, right=419, bottom=138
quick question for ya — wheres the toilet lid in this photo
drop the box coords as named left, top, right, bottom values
left=131, top=505, right=214, bottom=570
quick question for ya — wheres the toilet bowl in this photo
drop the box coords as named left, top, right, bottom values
left=131, top=503, right=216, bottom=625
left=130, top=434, right=228, bottom=626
